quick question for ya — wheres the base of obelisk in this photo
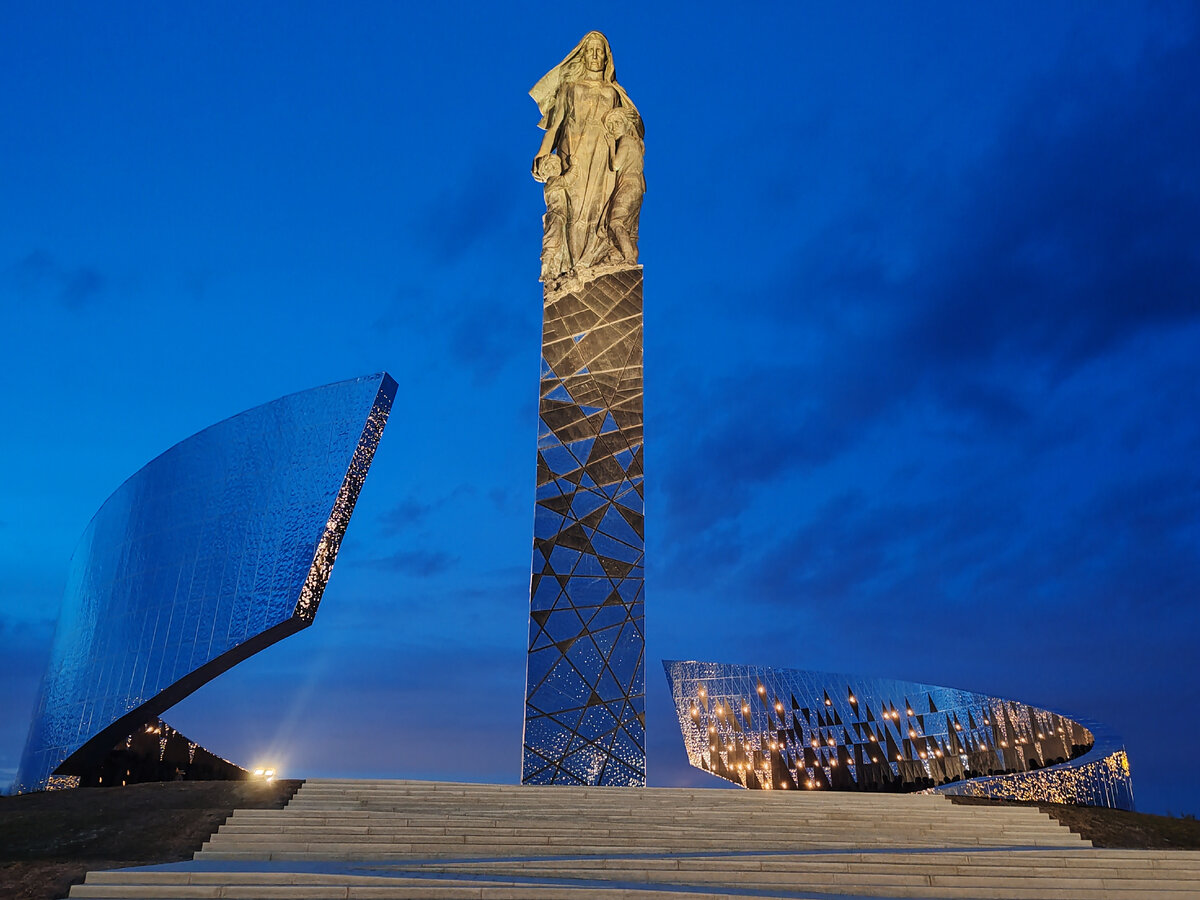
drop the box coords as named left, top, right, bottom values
left=522, top=265, right=646, bottom=786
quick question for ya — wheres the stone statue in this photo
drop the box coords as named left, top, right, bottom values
left=531, top=31, right=643, bottom=281
left=602, top=107, right=644, bottom=264
left=538, top=154, right=572, bottom=282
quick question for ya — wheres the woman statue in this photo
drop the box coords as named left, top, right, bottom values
left=531, top=31, right=643, bottom=272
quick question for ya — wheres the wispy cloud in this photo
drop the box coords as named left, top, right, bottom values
left=658, top=32, right=1200, bottom=541
left=7, top=250, right=107, bottom=310
left=361, top=548, right=458, bottom=577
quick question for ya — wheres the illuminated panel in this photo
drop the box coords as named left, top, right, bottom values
left=664, top=660, right=1133, bottom=810
left=522, top=268, right=645, bottom=786
left=15, top=374, right=396, bottom=792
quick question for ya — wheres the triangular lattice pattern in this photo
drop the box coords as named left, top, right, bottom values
left=522, top=268, right=645, bottom=786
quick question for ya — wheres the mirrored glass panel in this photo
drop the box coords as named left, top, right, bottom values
left=664, top=660, right=1133, bottom=809
left=16, top=374, right=395, bottom=792
left=523, top=269, right=645, bottom=786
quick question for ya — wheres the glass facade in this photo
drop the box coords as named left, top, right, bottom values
left=15, top=374, right=396, bottom=792
left=664, top=660, right=1133, bottom=809
left=523, top=269, right=646, bottom=786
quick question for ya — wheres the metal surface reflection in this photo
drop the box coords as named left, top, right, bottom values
left=522, top=269, right=645, bottom=786
left=15, top=374, right=396, bottom=792
left=664, top=660, right=1133, bottom=809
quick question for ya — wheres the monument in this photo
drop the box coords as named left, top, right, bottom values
left=521, top=32, right=646, bottom=786
left=664, top=661, right=1134, bottom=809
left=14, top=374, right=395, bottom=792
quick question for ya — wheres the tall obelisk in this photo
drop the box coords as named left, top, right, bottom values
left=521, top=31, right=645, bottom=786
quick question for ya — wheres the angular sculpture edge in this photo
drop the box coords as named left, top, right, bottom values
left=14, top=373, right=397, bottom=792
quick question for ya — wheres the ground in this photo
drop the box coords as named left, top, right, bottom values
left=949, top=795, right=1200, bottom=850
left=0, top=779, right=300, bottom=900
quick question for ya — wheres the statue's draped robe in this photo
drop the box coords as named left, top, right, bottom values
left=560, top=80, right=619, bottom=266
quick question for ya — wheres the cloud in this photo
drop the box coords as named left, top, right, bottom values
left=0, top=619, right=54, bottom=785
left=60, top=266, right=106, bottom=309
left=658, top=31, right=1200, bottom=539
left=377, top=495, right=439, bottom=534
left=361, top=548, right=458, bottom=577
left=445, top=293, right=533, bottom=385
left=0, top=618, right=53, bottom=680
left=7, top=250, right=106, bottom=310
left=417, top=161, right=523, bottom=264
left=375, top=485, right=483, bottom=537
left=895, top=38, right=1200, bottom=374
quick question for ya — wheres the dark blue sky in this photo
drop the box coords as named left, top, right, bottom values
left=2, top=3, right=1197, bottom=814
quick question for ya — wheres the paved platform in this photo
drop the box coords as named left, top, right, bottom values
left=67, top=779, right=1200, bottom=899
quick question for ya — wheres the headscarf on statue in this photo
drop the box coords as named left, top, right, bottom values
left=529, top=30, right=643, bottom=179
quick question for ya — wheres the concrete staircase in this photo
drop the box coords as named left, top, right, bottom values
left=68, top=779, right=1200, bottom=899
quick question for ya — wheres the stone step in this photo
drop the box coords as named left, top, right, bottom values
left=219, top=814, right=1067, bottom=829
left=85, top=856, right=1200, bottom=881
left=208, top=830, right=1080, bottom=844
left=218, top=817, right=1071, bottom=832
left=275, top=804, right=1057, bottom=820
left=210, top=836, right=1081, bottom=848
left=68, top=868, right=1200, bottom=900
left=70, top=779, right=1192, bottom=900
left=196, top=841, right=1090, bottom=860
left=287, top=794, right=955, bottom=808
left=214, top=815, right=1075, bottom=830
left=290, top=786, right=955, bottom=805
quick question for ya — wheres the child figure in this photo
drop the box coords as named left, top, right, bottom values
left=603, top=108, right=645, bottom=264
left=538, top=154, right=572, bottom=283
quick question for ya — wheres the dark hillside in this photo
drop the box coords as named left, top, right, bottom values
left=0, top=779, right=301, bottom=900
